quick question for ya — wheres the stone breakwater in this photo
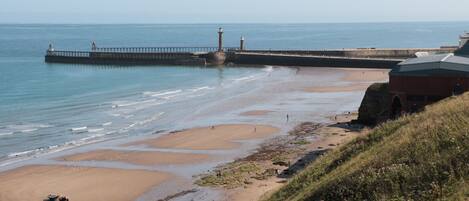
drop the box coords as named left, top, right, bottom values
left=45, top=47, right=456, bottom=68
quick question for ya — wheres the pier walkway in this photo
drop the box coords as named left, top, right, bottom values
left=230, top=52, right=406, bottom=69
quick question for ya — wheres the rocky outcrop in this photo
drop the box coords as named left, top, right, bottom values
left=357, top=83, right=390, bottom=125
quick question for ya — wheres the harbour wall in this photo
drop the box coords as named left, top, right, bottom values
left=242, top=47, right=456, bottom=59
left=45, top=52, right=207, bottom=66
left=228, top=52, right=403, bottom=69
left=45, top=47, right=457, bottom=69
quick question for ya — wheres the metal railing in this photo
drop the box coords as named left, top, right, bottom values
left=46, top=50, right=90, bottom=57
left=46, top=46, right=239, bottom=58
left=94, top=47, right=239, bottom=53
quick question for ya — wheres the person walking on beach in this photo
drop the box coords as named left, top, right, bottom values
left=286, top=114, right=289, bottom=123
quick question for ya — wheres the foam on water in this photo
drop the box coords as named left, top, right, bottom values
left=0, top=123, right=53, bottom=135
left=0, top=132, right=14, bottom=136
left=143, top=89, right=183, bottom=97
left=191, top=86, right=214, bottom=92
left=70, top=126, right=88, bottom=133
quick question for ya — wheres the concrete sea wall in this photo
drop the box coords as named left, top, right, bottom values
left=45, top=52, right=207, bottom=66
left=244, top=48, right=456, bottom=59
left=229, top=53, right=403, bottom=69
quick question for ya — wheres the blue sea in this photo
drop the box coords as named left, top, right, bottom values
left=0, top=22, right=467, bottom=164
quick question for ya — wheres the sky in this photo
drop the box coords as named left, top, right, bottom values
left=1, top=0, right=469, bottom=24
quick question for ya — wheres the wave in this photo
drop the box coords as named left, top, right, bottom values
left=112, top=99, right=165, bottom=108
left=0, top=123, right=53, bottom=135
left=5, top=133, right=109, bottom=163
left=102, top=122, right=113, bottom=126
left=233, top=75, right=258, bottom=82
left=70, top=126, right=88, bottom=133
left=20, top=128, right=38, bottom=133
left=0, top=132, right=14, bottom=136
left=117, top=112, right=165, bottom=133
left=262, top=66, right=274, bottom=72
left=7, top=149, right=38, bottom=158
left=113, top=99, right=158, bottom=107
left=137, top=112, right=165, bottom=126
left=191, top=86, right=214, bottom=92
left=143, top=89, right=182, bottom=97
left=88, top=128, right=104, bottom=133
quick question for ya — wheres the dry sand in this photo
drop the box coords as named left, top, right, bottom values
left=240, top=110, right=273, bottom=116
left=0, top=165, right=171, bottom=201
left=128, top=124, right=280, bottom=150
left=59, top=149, right=212, bottom=165
left=225, top=177, right=285, bottom=201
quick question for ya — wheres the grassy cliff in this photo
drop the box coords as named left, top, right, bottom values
left=266, top=93, right=469, bottom=201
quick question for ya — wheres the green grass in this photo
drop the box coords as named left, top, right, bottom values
left=266, top=93, right=469, bottom=201
left=195, top=162, right=262, bottom=189
left=293, top=139, right=310, bottom=145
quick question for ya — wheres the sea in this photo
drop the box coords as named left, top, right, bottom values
left=0, top=22, right=467, bottom=165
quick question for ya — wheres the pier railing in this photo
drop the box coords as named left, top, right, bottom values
left=46, top=47, right=240, bottom=57
left=94, top=47, right=239, bottom=53
left=46, top=50, right=90, bottom=57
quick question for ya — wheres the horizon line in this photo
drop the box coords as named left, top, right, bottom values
left=1, top=20, right=469, bottom=25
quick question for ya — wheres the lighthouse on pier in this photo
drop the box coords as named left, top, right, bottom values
left=218, top=27, right=224, bottom=52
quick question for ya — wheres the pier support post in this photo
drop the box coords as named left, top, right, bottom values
left=218, top=27, right=224, bottom=52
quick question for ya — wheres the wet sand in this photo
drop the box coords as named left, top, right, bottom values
left=59, top=149, right=212, bottom=165
left=304, top=83, right=372, bottom=93
left=128, top=124, right=280, bottom=150
left=240, top=110, right=273, bottom=116
left=341, top=68, right=389, bottom=82
left=0, top=165, right=171, bottom=201
left=304, top=68, right=389, bottom=93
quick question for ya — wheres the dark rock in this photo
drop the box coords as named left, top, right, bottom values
left=357, top=82, right=390, bottom=125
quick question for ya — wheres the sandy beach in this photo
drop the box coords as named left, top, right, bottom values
left=128, top=124, right=280, bottom=150
left=219, top=113, right=369, bottom=201
left=304, top=68, right=388, bottom=93
left=341, top=68, right=389, bottom=82
left=59, top=149, right=213, bottom=165
left=0, top=67, right=389, bottom=201
left=0, top=165, right=171, bottom=201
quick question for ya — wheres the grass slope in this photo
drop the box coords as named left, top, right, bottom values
left=266, top=93, right=469, bottom=201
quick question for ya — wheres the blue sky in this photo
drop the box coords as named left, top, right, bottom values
left=1, top=0, right=469, bottom=23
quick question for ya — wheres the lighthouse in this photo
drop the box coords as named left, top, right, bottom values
left=218, top=27, right=224, bottom=52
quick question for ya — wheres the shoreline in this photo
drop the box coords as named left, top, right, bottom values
left=0, top=67, right=389, bottom=201
left=196, top=113, right=368, bottom=201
